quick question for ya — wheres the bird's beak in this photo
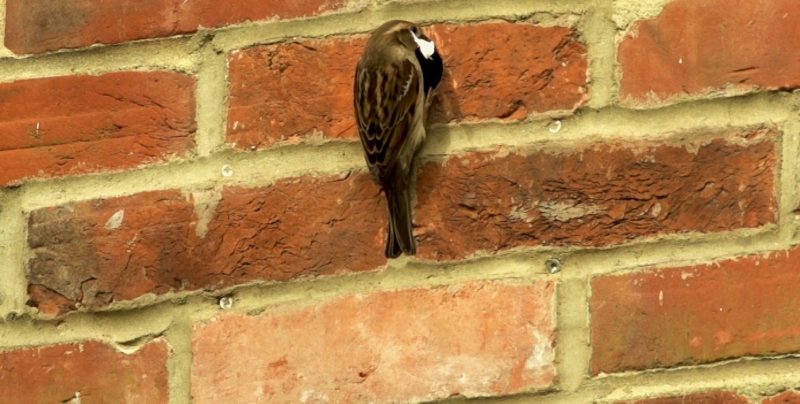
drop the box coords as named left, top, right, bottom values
left=411, top=31, right=436, bottom=60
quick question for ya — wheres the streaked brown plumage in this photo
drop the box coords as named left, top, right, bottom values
left=354, top=20, right=443, bottom=258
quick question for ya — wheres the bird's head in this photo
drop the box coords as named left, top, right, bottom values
left=372, top=20, right=437, bottom=60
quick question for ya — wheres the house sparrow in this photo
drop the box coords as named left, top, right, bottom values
left=354, top=20, right=443, bottom=258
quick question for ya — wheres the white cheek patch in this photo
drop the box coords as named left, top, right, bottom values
left=411, top=31, right=436, bottom=59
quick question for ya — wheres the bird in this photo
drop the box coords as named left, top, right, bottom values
left=354, top=20, right=444, bottom=258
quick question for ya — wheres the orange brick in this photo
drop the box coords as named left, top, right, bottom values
left=227, top=37, right=366, bottom=149
left=5, top=0, right=351, bottom=54
left=416, top=129, right=777, bottom=260
left=592, top=246, right=800, bottom=374
left=0, top=340, right=169, bottom=403
left=619, top=0, right=800, bottom=104
left=426, top=22, right=588, bottom=123
left=192, top=280, right=556, bottom=402
left=27, top=174, right=387, bottom=316
left=0, top=72, right=195, bottom=186
left=226, top=21, right=588, bottom=150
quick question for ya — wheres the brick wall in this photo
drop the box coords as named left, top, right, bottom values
left=0, top=0, right=799, bottom=402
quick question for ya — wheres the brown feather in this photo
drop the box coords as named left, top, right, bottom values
left=355, top=58, right=420, bottom=184
left=354, top=20, right=438, bottom=258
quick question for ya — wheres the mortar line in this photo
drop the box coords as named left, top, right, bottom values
left=0, top=0, right=592, bottom=73
left=448, top=355, right=800, bottom=403
left=553, top=277, right=591, bottom=393
left=591, top=355, right=800, bottom=402
left=579, top=0, right=616, bottom=110
left=780, top=94, right=800, bottom=244
left=0, top=37, right=199, bottom=83
left=0, top=0, right=9, bottom=58
left=0, top=190, right=28, bottom=316
left=211, top=0, right=592, bottom=52
left=0, top=298, right=175, bottom=349
left=3, top=223, right=796, bottom=345
left=609, top=2, right=630, bottom=113
left=164, top=313, right=193, bottom=404
left=558, top=227, right=794, bottom=279
left=423, top=101, right=789, bottom=159
left=195, top=42, right=230, bottom=156
left=16, top=142, right=364, bottom=210
left=778, top=116, right=798, bottom=240
left=13, top=93, right=794, bottom=211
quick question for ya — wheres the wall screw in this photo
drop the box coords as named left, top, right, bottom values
left=221, top=165, right=234, bottom=177
left=218, top=296, right=234, bottom=310
left=548, top=120, right=562, bottom=134
left=545, top=258, right=562, bottom=274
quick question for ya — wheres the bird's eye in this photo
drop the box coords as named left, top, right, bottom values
left=410, top=26, right=421, bottom=36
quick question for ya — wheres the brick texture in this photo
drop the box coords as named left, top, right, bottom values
left=591, top=246, right=800, bottom=374
left=764, top=390, right=800, bottom=404
left=226, top=21, right=588, bottom=150
left=191, top=281, right=556, bottom=403
left=4, top=0, right=800, bottom=401
left=426, top=22, right=588, bottom=123
left=227, top=37, right=366, bottom=150
left=618, top=391, right=750, bottom=404
left=26, top=173, right=387, bottom=316
left=5, top=0, right=352, bottom=54
left=619, top=0, right=800, bottom=104
left=415, top=129, right=777, bottom=260
left=0, top=72, right=196, bottom=186
left=0, top=340, right=169, bottom=403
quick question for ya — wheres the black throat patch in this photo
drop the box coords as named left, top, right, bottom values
left=415, top=48, right=444, bottom=94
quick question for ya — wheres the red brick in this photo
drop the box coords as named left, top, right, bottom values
left=415, top=129, right=777, bottom=260
left=618, top=391, right=749, bottom=404
left=191, top=280, right=556, bottom=402
left=227, top=21, right=588, bottom=150
left=426, top=22, right=588, bottom=124
left=227, top=37, right=366, bottom=150
left=619, top=0, right=800, bottom=105
left=591, top=246, right=800, bottom=374
left=5, top=0, right=351, bottom=54
left=764, top=390, right=800, bottom=404
left=27, top=173, right=387, bottom=316
left=0, top=339, right=169, bottom=403
left=0, top=72, right=195, bottom=186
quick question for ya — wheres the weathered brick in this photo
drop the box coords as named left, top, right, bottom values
left=763, top=390, right=800, bottom=404
left=416, top=129, right=777, bottom=260
left=426, top=22, right=588, bottom=123
left=0, top=339, right=169, bottom=403
left=618, top=0, right=800, bottom=105
left=227, top=37, right=366, bottom=150
left=227, top=21, right=588, bottom=150
left=0, top=72, right=195, bottom=186
left=27, top=173, right=386, bottom=316
left=591, top=246, right=800, bottom=374
left=5, top=0, right=352, bottom=54
left=618, top=391, right=750, bottom=404
left=191, top=280, right=556, bottom=402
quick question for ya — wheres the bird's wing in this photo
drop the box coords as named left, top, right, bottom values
left=354, top=57, right=421, bottom=182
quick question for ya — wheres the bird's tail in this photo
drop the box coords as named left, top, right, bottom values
left=384, top=170, right=416, bottom=258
